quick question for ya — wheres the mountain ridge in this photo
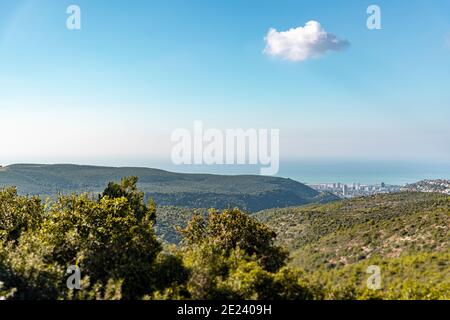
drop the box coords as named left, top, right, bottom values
left=0, top=163, right=339, bottom=212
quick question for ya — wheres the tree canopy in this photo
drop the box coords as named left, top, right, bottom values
left=0, top=178, right=448, bottom=300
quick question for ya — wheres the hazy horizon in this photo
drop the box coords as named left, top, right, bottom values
left=1, top=0, right=450, bottom=166
left=2, top=159, right=449, bottom=186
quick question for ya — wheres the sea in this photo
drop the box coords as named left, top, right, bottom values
left=155, top=160, right=450, bottom=186
left=5, top=158, right=448, bottom=186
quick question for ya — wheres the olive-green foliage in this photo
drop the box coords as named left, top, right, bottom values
left=150, top=247, right=190, bottom=293
left=0, top=187, right=59, bottom=299
left=254, top=193, right=449, bottom=270
left=179, top=209, right=288, bottom=272
left=253, top=192, right=450, bottom=300
left=167, top=209, right=314, bottom=300
left=40, top=179, right=161, bottom=299
left=0, top=177, right=162, bottom=299
left=178, top=245, right=315, bottom=300
left=154, top=206, right=208, bottom=244
left=0, top=181, right=448, bottom=300
left=0, top=187, right=43, bottom=242
left=306, top=252, right=450, bottom=300
left=0, top=280, right=16, bottom=300
left=0, top=232, right=64, bottom=299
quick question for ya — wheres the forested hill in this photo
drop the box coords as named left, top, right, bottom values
left=253, top=192, right=450, bottom=270
left=0, top=164, right=338, bottom=212
left=251, top=192, right=449, bottom=298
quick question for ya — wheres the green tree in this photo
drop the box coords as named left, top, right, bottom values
left=179, top=208, right=288, bottom=272
left=38, top=177, right=161, bottom=299
left=0, top=187, right=43, bottom=242
left=175, top=209, right=314, bottom=300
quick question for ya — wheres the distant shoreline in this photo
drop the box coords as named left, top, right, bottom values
left=1, top=160, right=449, bottom=186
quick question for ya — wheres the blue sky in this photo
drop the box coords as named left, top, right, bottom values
left=1, top=0, right=450, bottom=169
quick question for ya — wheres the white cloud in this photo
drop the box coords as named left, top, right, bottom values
left=264, top=21, right=349, bottom=62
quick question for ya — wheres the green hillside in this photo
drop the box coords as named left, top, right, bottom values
left=252, top=192, right=449, bottom=299
left=306, top=251, right=449, bottom=300
left=0, top=164, right=338, bottom=212
left=253, top=192, right=449, bottom=270
left=0, top=178, right=448, bottom=300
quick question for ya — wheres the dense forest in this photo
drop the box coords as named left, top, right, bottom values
left=0, top=177, right=448, bottom=300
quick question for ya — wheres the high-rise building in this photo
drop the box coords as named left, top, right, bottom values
left=342, top=184, right=348, bottom=197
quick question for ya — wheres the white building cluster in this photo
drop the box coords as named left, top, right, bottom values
left=401, top=180, right=450, bottom=195
left=309, top=182, right=400, bottom=198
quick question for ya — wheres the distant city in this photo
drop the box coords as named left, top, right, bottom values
left=309, top=179, right=450, bottom=198
left=308, top=182, right=401, bottom=198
